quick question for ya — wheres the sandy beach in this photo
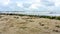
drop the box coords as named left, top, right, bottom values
left=0, top=15, right=60, bottom=34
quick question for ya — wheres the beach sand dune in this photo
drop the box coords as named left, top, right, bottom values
left=0, top=15, right=60, bottom=34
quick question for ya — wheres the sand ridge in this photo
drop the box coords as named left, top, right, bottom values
left=0, top=15, right=60, bottom=34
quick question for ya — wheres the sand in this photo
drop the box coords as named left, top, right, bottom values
left=0, top=15, right=60, bottom=34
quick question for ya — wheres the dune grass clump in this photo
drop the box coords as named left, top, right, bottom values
left=44, top=27, right=49, bottom=29
left=53, top=30, right=60, bottom=32
left=30, top=28, right=41, bottom=33
left=0, top=15, right=4, bottom=18
left=19, top=22, right=27, bottom=24
left=14, top=17, right=19, bottom=19
left=39, top=22, right=45, bottom=26
left=55, top=25, right=60, bottom=28
left=28, top=20, right=34, bottom=22
left=20, top=27, right=28, bottom=29
left=0, top=16, right=2, bottom=18
left=0, top=18, right=9, bottom=21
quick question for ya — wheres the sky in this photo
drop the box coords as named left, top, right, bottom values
left=0, top=0, right=60, bottom=14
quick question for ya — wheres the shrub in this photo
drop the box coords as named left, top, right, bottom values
left=56, top=16, right=60, bottom=20
left=49, top=16, right=56, bottom=19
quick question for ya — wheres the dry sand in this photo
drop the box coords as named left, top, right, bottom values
left=0, top=15, right=60, bottom=34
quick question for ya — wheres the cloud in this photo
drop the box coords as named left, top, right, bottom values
left=41, top=0, right=55, bottom=6
left=16, top=2, right=23, bottom=8
left=29, top=4, right=40, bottom=9
left=0, top=0, right=10, bottom=6
left=0, top=0, right=60, bottom=14
left=28, top=0, right=41, bottom=9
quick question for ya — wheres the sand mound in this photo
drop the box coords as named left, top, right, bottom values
left=0, top=15, right=60, bottom=34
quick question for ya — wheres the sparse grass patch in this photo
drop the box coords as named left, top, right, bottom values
left=9, top=23, right=14, bottom=27
left=30, top=28, right=41, bottom=33
left=22, top=17, right=31, bottom=19
left=14, top=16, right=19, bottom=19
left=26, top=20, right=34, bottom=22
left=39, top=22, right=45, bottom=26
left=53, top=30, right=60, bottom=32
left=0, top=16, right=2, bottom=18
left=44, top=27, right=49, bottom=29
left=0, top=16, right=4, bottom=18
left=20, top=27, right=28, bottom=29
left=55, top=25, right=60, bottom=28
left=0, top=18, right=9, bottom=21
left=19, top=22, right=27, bottom=24
left=29, top=20, right=34, bottom=22
left=16, top=20, right=28, bottom=24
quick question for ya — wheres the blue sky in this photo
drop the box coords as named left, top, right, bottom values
left=0, top=0, right=60, bottom=14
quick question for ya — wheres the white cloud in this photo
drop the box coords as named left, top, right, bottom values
left=29, top=4, right=39, bottom=9
left=16, top=2, right=23, bottom=8
left=0, top=0, right=10, bottom=5
left=34, top=0, right=41, bottom=3
left=48, top=0, right=60, bottom=6
left=0, top=0, right=60, bottom=14
left=54, top=0, right=60, bottom=6
left=15, top=0, right=42, bottom=10
left=29, top=3, right=42, bottom=9
left=27, top=0, right=42, bottom=9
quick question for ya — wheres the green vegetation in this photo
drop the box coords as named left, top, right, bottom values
left=18, top=14, right=60, bottom=20
left=56, top=16, right=60, bottom=20
left=27, top=15, right=60, bottom=20
left=0, top=13, right=60, bottom=20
